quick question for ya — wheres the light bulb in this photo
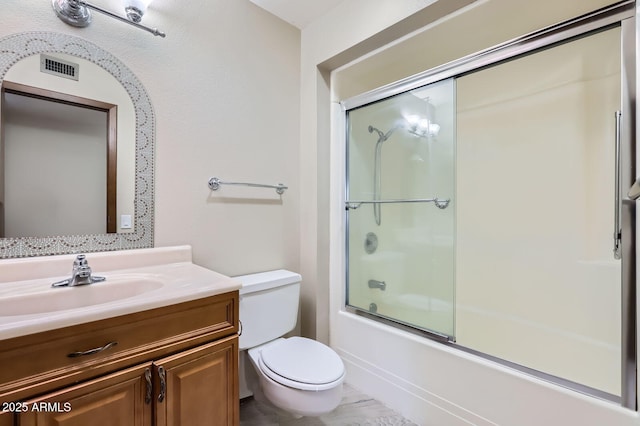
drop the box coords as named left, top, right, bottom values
left=123, top=0, right=153, bottom=22
left=406, top=115, right=420, bottom=126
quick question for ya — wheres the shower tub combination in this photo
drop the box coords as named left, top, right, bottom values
left=342, top=1, right=636, bottom=411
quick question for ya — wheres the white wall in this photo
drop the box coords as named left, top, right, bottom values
left=299, top=0, right=640, bottom=424
left=0, top=0, right=301, bottom=276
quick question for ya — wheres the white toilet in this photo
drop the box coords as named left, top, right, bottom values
left=235, top=270, right=345, bottom=417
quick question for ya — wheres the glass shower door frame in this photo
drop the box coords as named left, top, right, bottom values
left=341, top=0, right=637, bottom=409
left=343, top=78, right=457, bottom=343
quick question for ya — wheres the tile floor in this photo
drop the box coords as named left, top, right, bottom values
left=239, top=384, right=418, bottom=426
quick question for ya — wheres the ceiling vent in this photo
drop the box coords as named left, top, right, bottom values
left=40, top=54, right=79, bottom=81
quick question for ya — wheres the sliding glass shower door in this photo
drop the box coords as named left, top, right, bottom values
left=343, top=7, right=635, bottom=403
left=345, top=79, right=456, bottom=338
left=454, top=25, right=623, bottom=397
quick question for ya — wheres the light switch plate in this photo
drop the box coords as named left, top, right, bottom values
left=121, top=215, right=132, bottom=229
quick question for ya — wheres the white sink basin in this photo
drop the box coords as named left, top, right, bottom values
left=0, top=274, right=165, bottom=316
left=0, top=246, right=242, bottom=340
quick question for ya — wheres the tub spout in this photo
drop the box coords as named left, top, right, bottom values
left=368, top=279, right=386, bottom=291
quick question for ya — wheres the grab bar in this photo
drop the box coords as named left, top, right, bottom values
left=208, top=177, right=288, bottom=195
left=345, top=198, right=450, bottom=210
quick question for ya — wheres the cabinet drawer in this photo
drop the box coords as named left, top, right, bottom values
left=0, top=291, right=238, bottom=401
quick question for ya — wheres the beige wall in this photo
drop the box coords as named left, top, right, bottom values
left=0, top=0, right=301, bottom=276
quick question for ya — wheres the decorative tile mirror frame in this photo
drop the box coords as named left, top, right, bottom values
left=0, top=31, right=154, bottom=258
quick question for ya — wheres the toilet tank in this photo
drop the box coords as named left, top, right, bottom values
left=234, top=270, right=301, bottom=350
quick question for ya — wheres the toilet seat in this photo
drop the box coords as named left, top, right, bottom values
left=258, top=337, right=345, bottom=391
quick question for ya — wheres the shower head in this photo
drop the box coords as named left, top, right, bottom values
left=368, top=125, right=384, bottom=139
left=368, top=125, right=398, bottom=143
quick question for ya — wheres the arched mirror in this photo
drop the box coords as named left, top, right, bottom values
left=0, top=32, right=154, bottom=258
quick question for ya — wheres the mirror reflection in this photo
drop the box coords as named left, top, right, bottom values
left=1, top=52, right=136, bottom=238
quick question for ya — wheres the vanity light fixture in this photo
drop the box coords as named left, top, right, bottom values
left=52, top=0, right=166, bottom=38
left=405, top=114, right=440, bottom=139
left=404, top=99, right=440, bottom=139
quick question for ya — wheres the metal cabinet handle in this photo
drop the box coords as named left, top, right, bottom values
left=614, top=110, right=622, bottom=260
left=67, top=341, right=118, bottom=358
left=157, top=366, right=166, bottom=403
left=144, top=368, right=153, bottom=404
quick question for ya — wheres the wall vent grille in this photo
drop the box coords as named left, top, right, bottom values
left=40, top=54, right=79, bottom=81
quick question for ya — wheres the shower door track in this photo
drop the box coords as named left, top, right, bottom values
left=341, top=1, right=635, bottom=111
left=342, top=0, right=637, bottom=410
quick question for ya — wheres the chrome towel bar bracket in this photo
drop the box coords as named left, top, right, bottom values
left=208, top=177, right=288, bottom=195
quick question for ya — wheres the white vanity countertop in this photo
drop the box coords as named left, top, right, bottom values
left=0, top=246, right=241, bottom=340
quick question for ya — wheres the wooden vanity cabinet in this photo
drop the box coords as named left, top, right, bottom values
left=0, top=291, right=239, bottom=426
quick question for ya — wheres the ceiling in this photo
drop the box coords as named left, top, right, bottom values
left=249, top=0, right=345, bottom=29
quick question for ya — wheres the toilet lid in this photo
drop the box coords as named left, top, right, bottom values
left=260, top=337, right=345, bottom=387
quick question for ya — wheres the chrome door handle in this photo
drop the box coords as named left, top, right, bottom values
left=614, top=110, right=622, bottom=259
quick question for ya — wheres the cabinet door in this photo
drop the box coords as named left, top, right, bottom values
left=18, top=364, right=152, bottom=426
left=154, top=335, right=238, bottom=426
left=0, top=411, right=13, bottom=426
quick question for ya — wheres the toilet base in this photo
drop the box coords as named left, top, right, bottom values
left=239, top=351, right=255, bottom=399
left=248, top=343, right=343, bottom=416
left=256, top=365, right=343, bottom=417
left=246, top=377, right=304, bottom=419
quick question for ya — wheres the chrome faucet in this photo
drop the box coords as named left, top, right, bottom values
left=52, top=254, right=106, bottom=287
